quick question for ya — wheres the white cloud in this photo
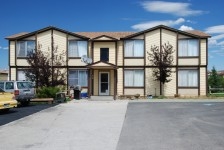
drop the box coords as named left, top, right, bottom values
left=132, top=18, right=185, bottom=31
left=140, top=1, right=205, bottom=16
left=205, top=25, right=224, bottom=34
left=179, top=25, right=194, bottom=31
left=3, top=47, right=8, bottom=50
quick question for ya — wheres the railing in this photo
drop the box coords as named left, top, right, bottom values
left=209, top=86, right=224, bottom=95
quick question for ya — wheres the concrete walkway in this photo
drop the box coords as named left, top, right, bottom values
left=0, top=100, right=128, bottom=150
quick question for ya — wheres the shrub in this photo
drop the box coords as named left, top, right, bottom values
left=36, top=86, right=60, bottom=98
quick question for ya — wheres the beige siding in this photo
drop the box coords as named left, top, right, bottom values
left=179, top=89, right=198, bottom=96
left=117, top=68, right=123, bottom=95
left=53, top=30, right=67, bottom=61
left=200, top=39, right=207, bottom=65
left=145, top=68, right=160, bottom=96
left=200, top=67, right=206, bottom=95
left=145, top=29, right=160, bottom=66
left=68, top=59, right=87, bottom=66
left=110, top=70, right=114, bottom=95
left=88, top=41, right=92, bottom=57
left=162, top=29, right=177, bottom=65
left=124, top=59, right=144, bottom=66
left=124, top=89, right=144, bottom=96
left=17, top=59, right=29, bottom=66
left=178, top=58, right=199, bottom=65
left=93, top=70, right=98, bottom=95
left=10, top=68, right=16, bottom=80
left=37, top=30, right=51, bottom=54
left=93, top=42, right=116, bottom=64
left=91, top=62, right=111, bottom=67
left=117, top=41, right=123, bottom=66
left=164, top=68, right=176, bottom=96
left=10, top=41, right=15, bottom=66
left=94, top=36, right=113, bottom=40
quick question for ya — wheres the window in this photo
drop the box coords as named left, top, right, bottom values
left=124, top=40, right=144, bottom=57
left=178, top=39, right=199, bottom=57
left=68, top=40, right=87, bottom=57
left=68, top=70, right=88, bottom=87
left=17, top=41, right=35, bottom=57
left=178, top=70, right=198, bottom=87
left=18, top=70, right=27, bottom=81
left=100, top=48, right=109, bottom=61
left=5, top=82, right=14, bottom=90
left=124, top=70, right=144, bottom=87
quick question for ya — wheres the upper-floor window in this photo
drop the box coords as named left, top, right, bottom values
left=178, top=39, right=199, bottom=57
left=100, top=48, right=109, bottom=61
left=124, top=70, right=144, bottom=87
left=17, top=41, right=35, bottom=57
left=124, top=40, right=144, bottom=57
left=178, top=69, right=198, bottom=87
left=68, top=40, right=87, bottom=57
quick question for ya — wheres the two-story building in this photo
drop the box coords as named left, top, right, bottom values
left=6, top=25, right=210, bottom=99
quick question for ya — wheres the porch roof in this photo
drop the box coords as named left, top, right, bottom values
left=86, top=61, right=118, bottom=69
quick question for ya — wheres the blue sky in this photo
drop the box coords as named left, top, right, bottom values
left=0, top=0, right=223, bottom=71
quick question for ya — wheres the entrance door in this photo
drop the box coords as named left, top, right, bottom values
left=99, top=72, right=109, bottom=95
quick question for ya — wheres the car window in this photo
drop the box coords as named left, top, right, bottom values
left=0, top=82, right=4, bottom=89
left=17, top=82, right=33, bottom=89
left=5, top=82, right=14, bottom=90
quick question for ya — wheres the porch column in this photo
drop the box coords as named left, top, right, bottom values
left=113, top=69, right=117, bottom=100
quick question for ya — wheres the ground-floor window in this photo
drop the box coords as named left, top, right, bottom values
left=124, top=70, right=144, bottom=87
left=178, top=69, right=198, bottom=87
left=17, top=70, right=27, bottom=81
left=68, top=70, right=88, bottom=87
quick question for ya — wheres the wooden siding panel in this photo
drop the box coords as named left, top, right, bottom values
left=124, top=89, right=144, bottom=96
left=162, top=29, right=177, bottom=65
left=10, top=41, right=15, bottom=66
left=117, top=41, right=123, bottom=66
left=164, top=68, right=176, bottom=96
left=10, top=68, right=16, bottom=80
left=93, top=70, right=98, bottom=95
left=145, top=68, right=160, bottom=96
left=93, top=42, right=116, bottom=64
left=200, top=39, right=207, bottom=65
left=17, top=59, right=29, bottom=66
left=124, top=59, right=144, bottom=66
left=117, top=68, right=123, bottom=95
left=200, top=67, right=206, bottom=95
left=37, top=30, right=51, bottom=54
left=145, top=29, right=160, bottom=66
left=53, top=30, right=67, bottom=63
left=110, top=70, right=114, bottom=95
left=179, top=58, right=199, bottom=65
left=179, top=89, right=198, bottom=96
left=68, top=59, right=87, bottom=66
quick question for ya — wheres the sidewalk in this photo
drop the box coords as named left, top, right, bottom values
left=0, top=100, right=128, bottom=150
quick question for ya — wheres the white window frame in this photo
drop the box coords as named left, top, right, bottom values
left=68, top=40, right=87, bottom=57
left=17, top=41, right=35, bottom=57
left=178, top=39, right=199, bottom=57
left=178, top=70, right=198, bottom=87
left=124, top=70, right=144, bottom=87
left=68, top=70, right=88, bottom=87
left=124, top=40, right=144, bottom=57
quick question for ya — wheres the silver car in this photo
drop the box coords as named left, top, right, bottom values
left=0, top=81, right=35, bottom=106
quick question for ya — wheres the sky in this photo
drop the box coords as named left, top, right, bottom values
left=0, top=0, right=223, bottom=71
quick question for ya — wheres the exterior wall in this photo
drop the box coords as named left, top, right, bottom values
left=164, top=68, right=176, bottom=96
left=178, top=58, right=199, bottom=65
left=110, top=70, right=114, bottom=95
left=145, top=68, right=160, bottom=96
left=53, top=30, right=67, bottom=61
left=124, top=89, right=144, bottom=95
left=124, top=59, right=144, bottom=66
left=161, top=29, right=177, bottom=65
left=178, top=89, right=198, bottom=96
left=9, top=41, right=15, bottom=66
left=68, top=59, right=87, bottom=66
left=93, top=42, right=116, bottom=64
left=17, top=59, right=30, bottom=66
left=117, top=41, right=123, bottom=66
left=37, top=30, right=51, bottom=55
left=0, top=73, right=8, bottom=81
left=200, top=67, right=207, bottom=95
left=145, top=29, right=160, bottom=66
left=93, top=70, right=98, bottom=95
left=200, top=39, right=207, bottom=65
left=10, top=68, right=16, bottom=81
left=117, top=68, right=123, bottom=95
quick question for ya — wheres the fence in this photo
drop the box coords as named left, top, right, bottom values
left=209, top=86, right=224, bottom=95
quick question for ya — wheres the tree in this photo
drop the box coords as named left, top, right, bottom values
left=208, top=66, right=223, bottom=88
left=24, top=41, right=67, bottom=88
left=147, top=42, right=175, bottom=95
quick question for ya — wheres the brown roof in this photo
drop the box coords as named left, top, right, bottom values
left=0, top=70, right=9, bottom=74
left=6, top=32, right=28, bottom=39
left=75, top=32, right=135, bottom=40
left=184, top=30, right=211, bottom=38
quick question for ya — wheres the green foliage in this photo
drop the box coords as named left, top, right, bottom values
left=208, top=66, right=224, bottom=88
left=36, top=86, right=60, bottom=98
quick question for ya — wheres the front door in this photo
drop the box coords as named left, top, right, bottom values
left=99, top=72, right=109, bottom=95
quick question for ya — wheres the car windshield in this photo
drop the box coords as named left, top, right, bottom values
left=0, top=82, right=4, bottom=89
left=17, top=82, right=33, bottom=89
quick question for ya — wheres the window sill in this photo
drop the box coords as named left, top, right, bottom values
left=17, top=57, right=28, bottom=59
left=178, top=56, right=199, bottom=59
left=178, top=87, right=198, bottom=89
left=124, top=57, right=144, bottom=59
left=69, top=57, right=81, bottom=59
left=124, top=87, right=144, bottom=88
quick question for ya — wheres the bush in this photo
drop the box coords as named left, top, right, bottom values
left=36, top=86, right=60, bottom=98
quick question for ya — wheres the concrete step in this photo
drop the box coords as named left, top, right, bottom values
left=90, top=96, right=114, bottom=101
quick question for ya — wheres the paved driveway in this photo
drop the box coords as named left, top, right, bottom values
left=117, top=102, right=224, bottom=150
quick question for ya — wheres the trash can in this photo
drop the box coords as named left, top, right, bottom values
left=73, top=85, right=81, bottom=100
